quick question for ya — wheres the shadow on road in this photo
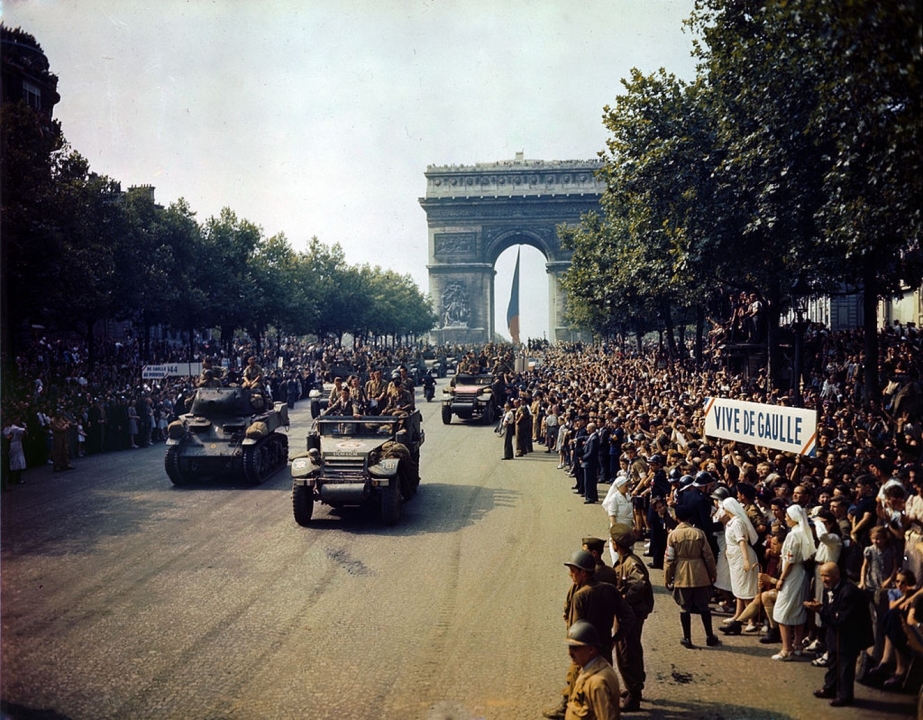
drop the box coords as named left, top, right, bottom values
left=0, top=700, right=73, bottom=720
left=290, top=482, right=520, bottom=538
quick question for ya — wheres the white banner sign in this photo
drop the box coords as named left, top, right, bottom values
left=703, top=397, right=817, bottom=456
left=141, top=363, right=203, bottom=379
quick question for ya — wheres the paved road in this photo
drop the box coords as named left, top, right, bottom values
left=1, top=381, right=917, bottom=719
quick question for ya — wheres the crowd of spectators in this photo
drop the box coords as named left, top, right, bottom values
left=0, top=331, right=461, bottom=487
left=4, top=318, right=923, bottom=703
left=499, top=320, right=923, bottom=706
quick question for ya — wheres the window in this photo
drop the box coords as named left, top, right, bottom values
left=22, top=81, right=41, bottom=110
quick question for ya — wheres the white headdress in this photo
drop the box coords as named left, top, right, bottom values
left=722, top=497, right=758, bottom=545
left=786, top=504, right=817, bottom=560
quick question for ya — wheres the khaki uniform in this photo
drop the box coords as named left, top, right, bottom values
left=242, top=363, right=264, bottom=389
left=531, top=398, right=543, bottom=441
left=565, top=656, right=621, bottom=720
left=365, top=378, right=386, bottom=412
left=664, top=522, right=716, bottom=588
left=384, top=385, right=414, bottom=415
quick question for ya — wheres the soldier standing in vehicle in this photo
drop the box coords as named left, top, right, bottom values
left=398, top=365, right=415, bottom=402
left=346, top=375, right=368, bottom=414
left=198, top=369, right=222, bottom=388
left=241, top=356, right=264, bottom=390
left=322, top=387, right=364, bottom=418
left=326, top=376, right=345, bottom=406
left=383, top=378, right=414, bottom=416
left=365, top=369, right=387, bottom=414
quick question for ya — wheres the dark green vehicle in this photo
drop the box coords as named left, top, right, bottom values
left=291, top=410, right=423, bottom=526
left=165, top=386, right=289, bottom=485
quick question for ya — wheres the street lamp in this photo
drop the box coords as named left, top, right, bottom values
left=791, top=275, right=810, bottom=407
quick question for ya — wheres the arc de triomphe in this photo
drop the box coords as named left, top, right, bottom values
left=419, top=153, right=603, bottom=344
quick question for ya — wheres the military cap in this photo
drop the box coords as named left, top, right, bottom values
left=581, top=537, right=606, bottom=553
left=608, top=523, right=637, bottom=547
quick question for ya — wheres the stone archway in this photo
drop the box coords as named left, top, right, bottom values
left=419, top=153, right=603, bottom=344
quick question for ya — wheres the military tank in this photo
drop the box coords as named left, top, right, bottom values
left=165, top=386, right=289, bottom=485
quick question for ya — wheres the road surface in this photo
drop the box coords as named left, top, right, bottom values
left=1, top=380, right=916, bottom=719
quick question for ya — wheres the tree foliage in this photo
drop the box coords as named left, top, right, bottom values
left=1, top=111, right=438, bottom=357
left=563, top=0, right=921, bottom=397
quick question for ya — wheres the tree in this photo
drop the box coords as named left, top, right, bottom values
left=0, top=100, right=64, bottom=347
left=199, top=208, right=264, bottom=354
left=807, top=0, right=922, bottom=401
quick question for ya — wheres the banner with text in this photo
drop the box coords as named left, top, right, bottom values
left=142, top=363, right=203, bottom=379
left=703, top=397, right=817, bottom=456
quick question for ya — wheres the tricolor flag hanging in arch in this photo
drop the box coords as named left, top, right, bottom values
left=506, top=247, right=521, bottom=344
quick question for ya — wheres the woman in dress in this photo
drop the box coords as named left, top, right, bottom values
left=127, top=402, right=140, bottom=448
left=771, top=504, right=816, bottom=660
left=720, top=497, right=760, bottom=629
left=3, top=417, right=27, bottom=486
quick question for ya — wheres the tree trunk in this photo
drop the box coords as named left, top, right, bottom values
left=695, top=304, right=705, bottom=367
left=85, top=318, right=98, bottom=370
left=662, top=301, right=677, bottom=357
left=141, top=311, right=151, bottom=363
left=765, top=279, right=782, bottom=394
left=862, top=266, right=881, bottom=406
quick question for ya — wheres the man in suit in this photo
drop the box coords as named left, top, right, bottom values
left=805, top=562, right=874, bottom=707
left=581, top=422, right=601, bottom=504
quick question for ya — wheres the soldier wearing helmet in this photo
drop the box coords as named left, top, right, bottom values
left=383, top=378, right=414, bottom=416
left=544, top=550, right=635, bottom=719
left=561, top=621, right=621, bottom=720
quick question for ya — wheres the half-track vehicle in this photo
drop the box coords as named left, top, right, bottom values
left=441, top=373, right=500, bottom=425
left=291, top=409, right=423, bottom=526
left=165, top=386, right=289, bottom=485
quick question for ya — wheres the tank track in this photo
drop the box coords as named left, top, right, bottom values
left=242, top=432, right=289, bottom=485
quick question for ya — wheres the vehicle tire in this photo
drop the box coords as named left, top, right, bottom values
left=243, top=445, right=263, bottom=485
left=483, top=402, right=496, bottom=426
left=398, top=459, right=419, bottom=500
left=441, top=405, right=452, bottom=425
left=381, top=479, right=402, bottom=525
left=292, top=483, right=314, bottom=526
left=310, top=400, right=320, bottom=419
left=165, top=445, right=186, bottom=485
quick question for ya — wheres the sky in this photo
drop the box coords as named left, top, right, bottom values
left=4, top=0, right=699, bottom=341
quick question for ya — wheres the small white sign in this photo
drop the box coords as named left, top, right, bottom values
left=141, top=363, right=203, bottom=379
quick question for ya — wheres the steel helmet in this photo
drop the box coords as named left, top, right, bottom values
left=648, top=453, right=665, bottom=466
left=693, top=470, right=714, bottom=488
left=563, top=549, right=596, bottom=573
left=710, top=485, right=730, bottom=502
left=565, top=620, right=601, bottom=647
left=679, top=474, right=694, bottom=489
left=669, top=467, right=683, bottom=481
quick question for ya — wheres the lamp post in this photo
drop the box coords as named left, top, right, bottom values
left=791, top=276, right=810, bottom=407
